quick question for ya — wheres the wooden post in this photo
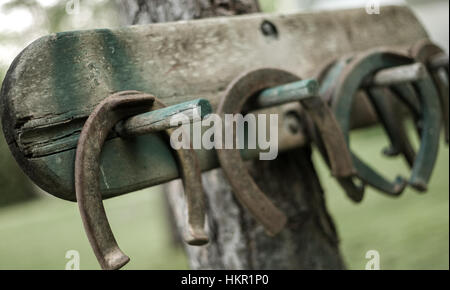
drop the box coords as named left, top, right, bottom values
left=119, top=0, right=345, bottom=269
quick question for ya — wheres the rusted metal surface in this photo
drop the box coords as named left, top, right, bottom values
left=370, top=63, right=428, bottom=86
left=75, top=91, right=208, bottom=270
left=216, top=68, right=355, bottom=235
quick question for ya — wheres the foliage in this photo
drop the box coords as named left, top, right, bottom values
left=0, top=0, right=119, bottom=82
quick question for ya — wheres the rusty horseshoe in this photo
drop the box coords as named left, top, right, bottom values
left=216, top=68, right=355, bottom=235
left=75, top=91, right=208, bottom=270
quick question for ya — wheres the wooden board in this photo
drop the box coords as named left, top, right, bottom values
left=0, top=6, right=428, bottom=200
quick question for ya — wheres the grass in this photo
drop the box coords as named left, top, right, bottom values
left=0, top=125, right=448, bottom=269
left=315, top=124, right=449, bottom=270
left=0, top=186, right=189, bottom=270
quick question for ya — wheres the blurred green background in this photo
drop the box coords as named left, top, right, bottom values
left=0, top=0, right=448, bottom=269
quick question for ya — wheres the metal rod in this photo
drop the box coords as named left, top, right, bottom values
left=256, top=79, right=319, bottom=107
left=370, top=63, right=428, bottom=86
left=115, top=99, right=212, bottom=137
left=115, top=80, right=319, bottom=137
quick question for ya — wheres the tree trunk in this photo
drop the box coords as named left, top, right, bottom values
left=118, top=0, right=345, bottom=270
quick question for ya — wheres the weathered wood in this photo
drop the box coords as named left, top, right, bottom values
left=1, top=6, right=428, bottom=200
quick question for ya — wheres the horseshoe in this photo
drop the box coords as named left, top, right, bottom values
left=331, top=50, right=441, bottom=194
left=216, top=68, right=355, bottom=235
left=365, top=87, right=416, bottom=167
left=411, top=39, right=449, bottom=143
left=314, top=57, right=365, bottom=202
left=75, top=91, right=208, bottom=270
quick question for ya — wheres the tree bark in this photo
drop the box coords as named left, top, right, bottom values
left=118, top=0, right=345, bottom=270
left=118, top=0, right=260, bottom=25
